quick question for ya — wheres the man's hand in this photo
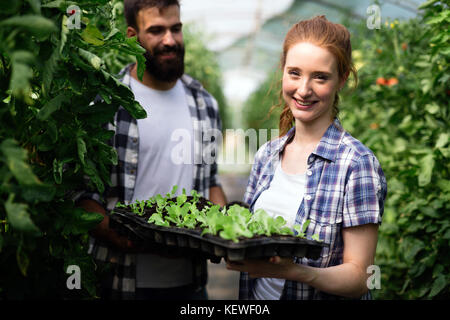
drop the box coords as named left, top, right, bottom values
left=77, top=199, right=136, bottom=253
left=209, top=185, right=227, bottom=207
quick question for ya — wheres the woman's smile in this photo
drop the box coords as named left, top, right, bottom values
left=293, top=97, right=318, bottom=109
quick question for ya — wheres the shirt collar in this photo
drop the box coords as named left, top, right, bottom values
left=273, top=118, right=345, bottom=163
left=312, top=118, right=345, bottom=163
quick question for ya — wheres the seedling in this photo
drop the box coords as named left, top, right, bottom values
left=115, top=185, right=321, bottom=242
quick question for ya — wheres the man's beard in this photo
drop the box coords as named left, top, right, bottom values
left=143, top=44, right=185, bottom=82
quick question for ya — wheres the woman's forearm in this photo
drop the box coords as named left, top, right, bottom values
left=289, top=262, right=369, bottom=298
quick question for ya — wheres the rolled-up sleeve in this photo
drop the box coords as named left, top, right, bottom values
left=343, top=154, right=387, bottom=228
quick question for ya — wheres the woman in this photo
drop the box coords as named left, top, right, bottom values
left=226, top=16, right=387, bottom=300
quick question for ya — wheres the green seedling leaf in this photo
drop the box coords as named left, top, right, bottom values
left=294, top=219, right=311, bottom=237
left=190, top=189, right=200, bottom=203
left=169, top=185, right=178, bottom=198
left=115, top=202, right=127, bottom=208
left=148, top=213, right=169, bottom=227
left=177, top=193, right=187, bottom=206
left=155, top=194, right=167, bottom=209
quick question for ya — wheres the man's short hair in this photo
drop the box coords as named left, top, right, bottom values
left=124, top=0, right=180, bottom=30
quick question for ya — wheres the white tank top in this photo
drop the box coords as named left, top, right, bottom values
left=252, top=160, right=306, bottom=299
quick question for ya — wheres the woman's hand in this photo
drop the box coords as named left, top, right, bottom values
left=226, top=256, right=299, bottom=279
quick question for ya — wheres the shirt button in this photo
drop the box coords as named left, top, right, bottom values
left=305, top=195, right=312, bottom=201
left=307, top=170, right=313, bottom=176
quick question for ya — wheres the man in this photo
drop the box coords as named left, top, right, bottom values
left=77, top=0, right=227, bottom=300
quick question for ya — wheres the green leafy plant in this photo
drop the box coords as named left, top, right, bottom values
left=0, top=0, right=146, bottom=299
left=117, top=186, right=319, bottom=243
left=0, top=0, right=230, bottom=299
left=338, top=1, right=449, bottom=299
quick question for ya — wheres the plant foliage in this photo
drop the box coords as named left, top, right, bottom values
left=340, top=1, right=449, bottom=299
left=0, top=0, right=147, bottom=299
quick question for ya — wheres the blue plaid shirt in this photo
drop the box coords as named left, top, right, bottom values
left=239, top=119, right=387, bottom=300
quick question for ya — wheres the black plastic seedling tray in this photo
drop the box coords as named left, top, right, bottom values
left=109, top=207, right=328, bottom=263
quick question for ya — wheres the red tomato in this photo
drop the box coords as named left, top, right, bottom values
left=387, top=78, right=399, bottom=86
left=376, top=77, right=387, bottom=85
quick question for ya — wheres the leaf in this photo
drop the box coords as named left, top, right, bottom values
left=81, top=24, right=105, bottom=46
left=42, top=49, right=60, bottom=94
left=83, top=159, right=105, bottom=193
left=5, top=194, right=41, bottom=236
left=77, top=135, right=87, bottom=165
left=124, top=36, right=146, bottom=80
left=442, top=229, right=450, bottom=240
left=61, top=207, right=104, bottom=235
left=104, top=27, right=120, bottom=41
left=435, top=133, right=449, bottom=149
left=37, top=92, right=68, bottom=120
left=74, top=209, right=104, bottom=234
left=425, top=103, right=439, bottom=115
left=9, top=51, right=35, bottom=99
left=26, top=0, right=41, bottom=14
left=53, top=158, right=63, bottom=184
left=405, top=239, right=425, bottom=262
left=148, top=213, right=169, bottom=227
left=428, top=275, right=447, bottom=298
left=418, top=153, right=435, bottom=186
left=302, top=219, right=311, bottom=233
left=171, top=185, right=178, bottom=196
left=78, top=48, right=103, bottom=70
left=0, top=139, right=41, bottom=185
left=46, top=121, right=58, bottom=143
left=21, top=184, right=56, bottom=203
left=41, top=0, right=76, bottom=8
left=16, top=244, right=30, bottom=277
left=418, top=0, right=438, bottom=10
left=136, top=54, right=146, bottom=82
left=0, top=15, right=57, bottom=40
left=177, top=193, right=187, bottom=206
